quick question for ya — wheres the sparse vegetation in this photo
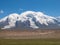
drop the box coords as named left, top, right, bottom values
left=0, top=30, right=60, bottom=45
left=0, top=39, right=60, bottom=45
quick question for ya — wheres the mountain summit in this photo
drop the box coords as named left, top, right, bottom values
left=0, top=11, right=60, bottom=29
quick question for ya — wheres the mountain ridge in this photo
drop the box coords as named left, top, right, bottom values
left=0, top=11, right=60, bottom=29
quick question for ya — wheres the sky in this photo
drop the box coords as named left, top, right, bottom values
left=0, top=0, right=60, bottom=18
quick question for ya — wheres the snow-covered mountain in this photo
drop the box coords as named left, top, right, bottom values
left=0, top=11, right=60, bottom=30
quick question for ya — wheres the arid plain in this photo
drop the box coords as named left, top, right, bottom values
left=0, top=29, right=60, bottom=39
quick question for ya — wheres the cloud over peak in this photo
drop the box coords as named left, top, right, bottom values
left=0, top=10, right=4, bottom=14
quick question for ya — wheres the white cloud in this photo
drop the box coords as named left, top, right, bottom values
left=19, top=8, right=24, bottom=11
left=0, top=10, right=4, bottom=14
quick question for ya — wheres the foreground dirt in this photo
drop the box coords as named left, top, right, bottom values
left=0, top=30, right=60, bottom=39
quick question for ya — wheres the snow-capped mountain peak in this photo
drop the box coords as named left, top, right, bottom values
left=0, top=13, right=20, bottom=29
left=0, top=11, right=60, bottom=29
left=20, top=11, right=56, bottom=25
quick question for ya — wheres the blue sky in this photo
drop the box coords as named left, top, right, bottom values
left=0, top=0, right=60, bottom=18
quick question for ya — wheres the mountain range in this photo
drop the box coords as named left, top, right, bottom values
left=0, top=11, right=60, bottom=30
